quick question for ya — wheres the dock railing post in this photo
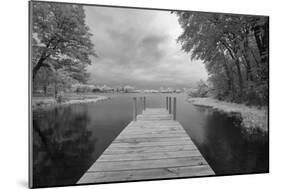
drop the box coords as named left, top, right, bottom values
left=169, top=97, right=172, bottom=114
left=133, top=97, right=137, bottom=121
left=167, top=97, right=169, bottom=112
left=166, top=97, right=168, bottom=110
left=173, top=97, right=176, bottom=120
left=168, top=96, right=170, bottom=114
left=143, top=96, right=146, bottom=110
left=140, top=97, right=143, bottom=113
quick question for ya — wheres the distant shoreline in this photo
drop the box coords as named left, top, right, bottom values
left=188, top=97, right=268, bottom=132
left=32, top=94, right=109, bottom=111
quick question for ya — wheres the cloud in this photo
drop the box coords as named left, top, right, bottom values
left=84, top=6, right=207, bottom=89
left=140, top=34, right=167, bottom=56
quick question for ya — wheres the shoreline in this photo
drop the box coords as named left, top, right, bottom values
left=188, top=97, right=268, bottom=132
left=32, top=95, right=109, bottom=111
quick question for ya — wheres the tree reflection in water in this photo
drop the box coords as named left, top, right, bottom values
left=33, top=106, right=97, bottom=187
left=195, top=108, right=269, bottom=175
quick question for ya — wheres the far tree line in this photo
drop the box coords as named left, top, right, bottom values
left=175, top=11, right=269, bottom=106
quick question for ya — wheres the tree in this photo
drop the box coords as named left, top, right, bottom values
left=33, top=67, right=52, bottom=95
left=31, top=2, right=96, bottom=82
left=174, top=11, right=269, bottom=105
left=33, top=64, right=77, bottom=99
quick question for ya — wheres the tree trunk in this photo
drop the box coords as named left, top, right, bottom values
left=32, top=38, right=55, bottom=80
left=32, top=58, right=44, bottom=80
left=253, top=19, right=269, bottom=82
left=242, top=52, right=254, bottom=82
left=221, top=42, right=244, bottom=98
left=250, top=49, right=260, bottom=69
left=243, top=33, right=253, bottom=83
left=234, top=59, right=244, bottom=97
left=253, top=23, right=268, bottom=64
left=222, top=55, right=234, bottom=97
left=32, top=50, right=50, bottom=80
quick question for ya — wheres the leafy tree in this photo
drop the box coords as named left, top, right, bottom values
left=31, top=2, right=96, bottom=82
left=175, top=11, right=269, bottom=106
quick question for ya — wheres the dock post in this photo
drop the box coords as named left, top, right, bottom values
left=166, top=97, right=168, bottom=110
left=168, top=97, right=170, bottom=114
left=167, top=97, right=169, bottom=112
left=140, top=97, right=143, bottom=113
left=143, top=96, right=146, bottom=110
left=173, top=97, right=176, bottom=120
left=169, top=97, right=172, bottom=114
left=133, top=97, right=137, bottom=121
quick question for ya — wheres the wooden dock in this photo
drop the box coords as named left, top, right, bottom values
left=77, top=97, right=214, bottom=184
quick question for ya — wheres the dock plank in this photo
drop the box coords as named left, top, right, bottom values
left=89, top=157, right=208, bottom=172
left=110, top=140, right=194, bottom=148
left=102, top=144, right=198, bottom=154
left=114, top=136, right=191, bottom=143
left=77, top=108, right=215, bottom=184
left=79, top=165, right=214, bottom=183
left=98, top=150, right=202, bottom=162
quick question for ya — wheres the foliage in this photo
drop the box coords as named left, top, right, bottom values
left=189, top=80, right=209, bottom=97
left=175, top=11, right=269, bottom=106
left=34, top=66, right=78, bottom=99
left=32, top=2, right=96, bottom=97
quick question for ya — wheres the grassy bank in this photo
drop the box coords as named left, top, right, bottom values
left=32, top=93, right=109, bottom=111
left=188, top=97, right=268, bottom=132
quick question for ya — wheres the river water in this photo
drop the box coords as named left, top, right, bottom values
left=32, top=93, right=269, bottom=187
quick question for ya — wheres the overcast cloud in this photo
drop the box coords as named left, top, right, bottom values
left=84, top=6, right=207, bottom=89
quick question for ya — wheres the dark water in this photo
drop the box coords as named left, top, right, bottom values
left=32, top=93, right=269, bottom=187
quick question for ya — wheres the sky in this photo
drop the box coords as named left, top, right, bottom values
left=84, top=6, right=207, bottom=89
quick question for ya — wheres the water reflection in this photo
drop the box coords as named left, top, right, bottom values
left=194, top=108, right=269, bottom=175
left=32, top=93, right=269, bottom=187
left=33, top=106, right=97, bottom=187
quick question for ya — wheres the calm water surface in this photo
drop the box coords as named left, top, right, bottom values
left=32, top=93, right=269, bottom=187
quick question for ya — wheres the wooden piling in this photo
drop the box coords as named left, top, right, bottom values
left=143, top=97, right=146, bottom=110
left=140, top=97, right=143, bottom=113
left=166, top=97, right=168, bottom=110
left=133, top=97, right=137, bottom=121
left=169, top=97, right=172, bottom=114
left=173, top=97, right=176, bottom=120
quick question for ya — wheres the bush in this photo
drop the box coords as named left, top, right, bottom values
left=189, top=80, right=209, bottom=97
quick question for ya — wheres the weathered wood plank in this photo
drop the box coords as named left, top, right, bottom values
left=119, top=130, right=186, bottom=136
left=103, top=144, right=198, bottom=154
left=110, top=140, right=194, bottom=148
left=89, top=157, right=208, bottom=172
left=121, top=124, right=184, bottom=130
left=122, top=124, right=184, bottom=129
left=115, top=133, right=189, bottom=139
left=114, top=136, right=191, bottom=143
left=123, top=125, right=182, bottom=130
left=77, top=108, right=215, bottom=184
left=98, top=150, right=202, bottom=162
left=78, top=165, right=214, bottom=184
